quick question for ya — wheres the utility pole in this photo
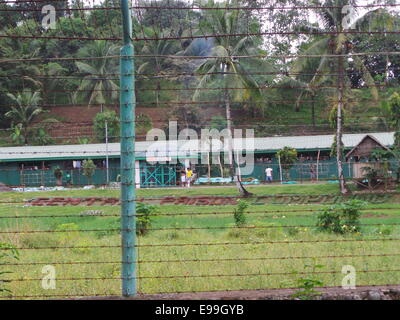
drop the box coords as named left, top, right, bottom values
left=120, top=0, right=136, bottom=297
left=105, top=120, right=109, bottom=185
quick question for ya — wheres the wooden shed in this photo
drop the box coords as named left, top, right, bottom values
left=345, top=135, right=391, bottom=180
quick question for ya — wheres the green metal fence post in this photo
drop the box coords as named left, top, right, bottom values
left=120, top=0, right=136, bottom=297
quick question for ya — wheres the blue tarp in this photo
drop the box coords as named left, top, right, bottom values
left=194, top=177, right=260, bottom=185
left=194, top=177, right=232, bottom=184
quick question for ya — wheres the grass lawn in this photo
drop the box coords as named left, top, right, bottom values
left=0, top=183, right=399, bottom=299
left=0, top=183, right=346, bottom=203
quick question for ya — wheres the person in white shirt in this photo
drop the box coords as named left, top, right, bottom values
left=265, top=167, right=273, bottom=183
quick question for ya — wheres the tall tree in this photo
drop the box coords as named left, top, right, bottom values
left=137, top=27, right=180, bottom=108
left=193, top=0, right=264, bottom=197
left=292, top=0, right=382, bottom=195
left=5, top=90, right=44, bottom=144
left=75, top=40, right=119, bottom=111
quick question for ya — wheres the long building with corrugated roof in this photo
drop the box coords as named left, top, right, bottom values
left=0, top=132, right=395, bottom=187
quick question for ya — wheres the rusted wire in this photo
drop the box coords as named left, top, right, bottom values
left=1, top=222, right=400, bottom=234
left=0, top=207, right=397, bottom=219
left=4, top=252, right=400, bottom=267
left=1, top=2, right=399, bottom=11
left=0, top=238, right=399, bottom=251
left=1, top=82, right=398, bottom=95
left=5, top=268, right=400, bottom=283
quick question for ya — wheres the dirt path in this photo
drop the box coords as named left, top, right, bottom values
left=77, top=285, right=400, bottom=300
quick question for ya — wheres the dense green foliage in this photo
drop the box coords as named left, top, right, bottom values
left=1, top=185, right=400, bottom=297
left=233, top=199, right=249, bottom=227
left=316, top=199, right=366, bottom=234
left=136, top=202, right=158, bottom=236
left=93, top=109, right=120, bottom=143
left=82, top=159, right=97, bottom=184
left=277, top=146, right=298, bottom=179
left=0, top=0, right=399, bottom=145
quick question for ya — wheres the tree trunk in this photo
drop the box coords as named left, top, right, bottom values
left=207, top=142, right=211, bottom=181
left=337, top=54, right=350, bottom=195
left=156, top=81, right=160, bottom=109
left=217, top=154, right=224, bottom=178
left=156, top=63, right=161, bottom=108
left=225, top=86, right=251, bottom=197
left=23, top=125, right=28, bottom=145
left=311, top=95, right=316, bottom=128
left=385, top=54, right=390, bottom=86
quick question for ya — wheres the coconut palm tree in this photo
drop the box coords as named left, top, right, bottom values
left=193, top=0, right=265, bottom=197
left=136, top=27, right=180, bottom=108
left=5, top=90, right=44, bottom=144
left=291, top=0, right=383, bottom=195
left=75, top=40, right=119, bottom=111
left=25, top=62, right=67, bottom=105
left=356, top=6, right=398, bottom=86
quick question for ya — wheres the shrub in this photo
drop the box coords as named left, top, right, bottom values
left=82, top=159, right=96, bottom=185
left=291, top=263, right=325, bottom=300
left=32, top=127, right=53, bottom=145
left=136, top=113, right=152, bottom=135
left=77, top=137, right=90, bottom=144
left=233, top=200, right=249, bottom=227
left=93, top=110, right=120, bottom=143
left=276, top=146, right=298, bottom=179
left=54, top=166, right=63, bottom=186
left=316, top=200, right=366, bottom=234
left=136, top=202, right=157, bottom=236
left=96, top=203, right=157, bottom=237
left=9, top=124, right=25, bottom=146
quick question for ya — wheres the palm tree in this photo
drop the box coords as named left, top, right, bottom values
left=137, top=27, right=179, bottom=108
left=356, top=7, right=397, bottom=86
left=292, top=0, right=381, bottom=195
left=193, top=0, right=264, bottom=197
left=0, top=43, right=42, bottom=90
left=75, top=40, right=119, bottom=112
left=5, top=90, right=44, bottom=144
left=25, top=62, right=67, bottom=105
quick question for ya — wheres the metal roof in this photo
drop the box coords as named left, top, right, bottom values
left=0, top=132, right=395, bottom=162
left=252, top=132, right=395, bottom=152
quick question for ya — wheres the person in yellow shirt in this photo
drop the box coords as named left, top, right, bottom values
left=186, top=168, right=193, bottom=188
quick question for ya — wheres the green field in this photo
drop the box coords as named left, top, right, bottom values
left=1, top=183, right=400, bottom=299
left=1, top=183, right=345, bottom=202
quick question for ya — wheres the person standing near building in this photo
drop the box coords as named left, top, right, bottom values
left=265, top=167, right=273, bottom=183
left=180, top=169, right=186, bottom=187
left=65, top=172, right=72, bottom=186
left=186, top=168, right=193, bottom=188
left=310, top=163, right=316, bottom=181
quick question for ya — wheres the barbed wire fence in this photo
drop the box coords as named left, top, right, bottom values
left=0, top=0, right=400, bottom=299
